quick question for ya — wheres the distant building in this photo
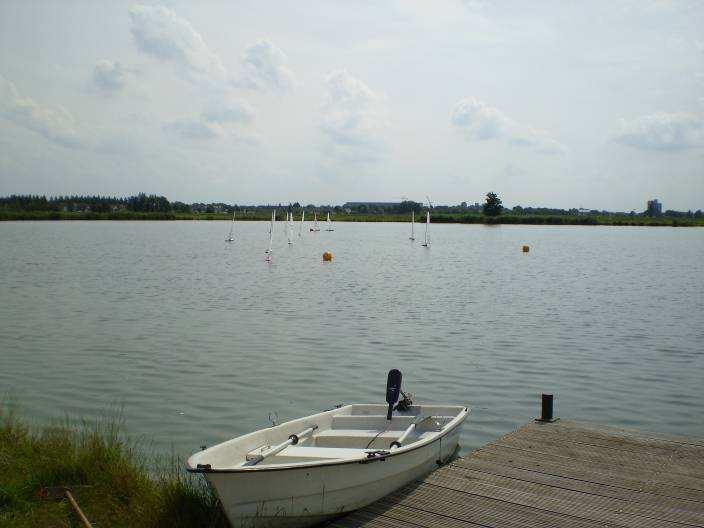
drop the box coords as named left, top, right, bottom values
left=646, top=199, right=662, bottom=216
left=343, top=202, right=400, bottom=208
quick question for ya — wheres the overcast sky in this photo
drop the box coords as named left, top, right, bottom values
left=1, top=0, right=702, bottom=210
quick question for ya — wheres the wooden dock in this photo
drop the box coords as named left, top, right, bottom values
left=328, top=419, right=704, bottom=528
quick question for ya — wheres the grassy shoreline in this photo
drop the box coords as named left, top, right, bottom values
left=0, top=406, right=225, bottom=528
left=1, top=210, right=702, bottom=226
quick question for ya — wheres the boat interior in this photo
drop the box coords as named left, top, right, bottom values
left=188, top=404, right=468, bottom=470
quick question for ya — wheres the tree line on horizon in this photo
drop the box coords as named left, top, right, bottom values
left=0, top=193, right=701, bottom=218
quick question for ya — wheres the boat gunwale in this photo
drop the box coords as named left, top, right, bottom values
left=186, top=405, right=469, bottom=474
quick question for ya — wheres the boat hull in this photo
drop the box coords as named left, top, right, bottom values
left=205, top=424, right=462, bottom=528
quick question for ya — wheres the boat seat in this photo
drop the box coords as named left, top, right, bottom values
left=332, top=415, right=415, bottom=430
left=331, top=415, right=454, bottom=430
left=312, top=429, right=436, bottom=449
left=276, top=446, right=365, bottom=460
left=317, top=429, right=402, bottom=439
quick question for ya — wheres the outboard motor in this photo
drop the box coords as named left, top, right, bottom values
left=386, top=369, right=402, bottom=420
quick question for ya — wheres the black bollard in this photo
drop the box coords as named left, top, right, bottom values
left=536, top=393, right=557, bottom=422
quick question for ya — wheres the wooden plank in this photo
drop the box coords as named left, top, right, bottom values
left=328, top=420, right=704, bottom=528
left=419, top=476, right=691, bottom=528
left=546, top=420, right=704, bottom=448
left=467, top=444, right=704, bottom=502
left=426, top=466, right=704, bottom=526
left=349, top=502, right=492, bottom=528
left=450, top=458, right=704, bottom=517
left=330, top=507, right=424, bottom=528
left=514, top=424, right=704, bottom=463
left=363, top=486, right=608, bottom=528
left=484, top=442, right=704, bottom=491
left=495, top=432, right=704, bottom=479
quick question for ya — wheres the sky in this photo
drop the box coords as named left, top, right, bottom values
left=0, top=0, right=702, bottom=211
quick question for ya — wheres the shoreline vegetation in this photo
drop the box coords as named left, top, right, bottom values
left=0, top=406, right=225, bottom=528
left=2, top=193, right=702, bottom=226
left=1, top=209, right=702, bottom=226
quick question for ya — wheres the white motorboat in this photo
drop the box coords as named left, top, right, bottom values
left=187, top=371, right=468, bottom=528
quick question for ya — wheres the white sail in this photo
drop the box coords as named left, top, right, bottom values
left=226, top=210, right=235, bottom=242
left=422, top=211, right=430, bottom=247
left=266, top=210, right=274, bottom=254
left=299, top=211, right=304, bottom=236
left=409, top=210, right=415, bottom=241
left=325, top=211, right=334, bottom=231
left=311, top=212, right=320, bottom=232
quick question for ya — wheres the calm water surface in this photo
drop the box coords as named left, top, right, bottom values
left=1, top=221, right=702, bottom=455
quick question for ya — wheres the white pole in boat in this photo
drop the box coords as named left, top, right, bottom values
left=390, top=423, right=416, bottom=450
left=390, top=416, right=433, bottom=449
left=243, top=425, right=318, bottom=466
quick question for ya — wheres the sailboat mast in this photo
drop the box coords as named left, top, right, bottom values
left=299, top=211, right=304, bottom=236
left=424, top=211, right=429, bottom=245
left=268, top=211, right=274, bottom=252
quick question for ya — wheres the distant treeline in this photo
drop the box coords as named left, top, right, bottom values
left=0, top=194, right=342, bottom=215
left=1, top=194, right=702, bottom=226
left=0, top=194, right=171, bottom=213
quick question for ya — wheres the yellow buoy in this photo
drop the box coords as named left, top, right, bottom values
left=522, top=245, right=530, bottom=253
left=322, top=251, right=333, bottom=262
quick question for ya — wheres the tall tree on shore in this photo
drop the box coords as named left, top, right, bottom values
left=483, top=192, right=503, bottom=216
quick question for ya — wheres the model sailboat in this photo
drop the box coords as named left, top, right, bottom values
left=310, top=212, right=320, bottom=232
left=225, top=210, right=235, bottom=242
left=265, top=211, right=274, bottom=261
left=409, top=210, right=415, bottom=241
left=421, top=211, right=430, bottom=247
left=325, top=212, right=334, bottom=232
left=287, top=212, right=294, bottom=245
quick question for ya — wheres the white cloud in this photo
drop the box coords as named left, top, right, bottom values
left=93, top=60, right=131, bottom=93
left=129, top=4, right=227, bottom=84
left=202, top=98, right=255, bottom=124
left=0, top=75, right=86, bottom=149
left=452, top=97, right=566, bottom=155
left=163, top=118, right=222, bottom=141
left=320, top=69, right=387, bottom=163
left=613, top=112, right=704, bottom=150
left=239, top=40, right=297, bottom=93
left=163, top=99, right=257, bottom=143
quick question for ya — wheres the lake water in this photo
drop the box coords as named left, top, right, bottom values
left=1, top=221, right=702, bottom=456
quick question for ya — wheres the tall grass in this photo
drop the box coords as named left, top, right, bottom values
left=0, top=404, right=227, bottom=528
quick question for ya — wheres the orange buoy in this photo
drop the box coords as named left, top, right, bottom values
left=522, top=245, right=530, bottom=253
left=323, top=251, right=333, bottom=262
